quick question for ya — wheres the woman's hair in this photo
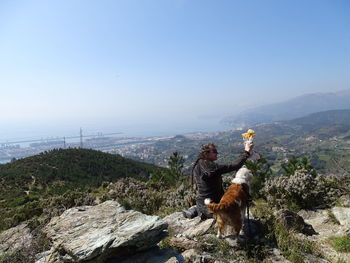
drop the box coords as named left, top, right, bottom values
left=192, top=142, right=217, bottom=172
left=198, top=142, right=217, bottom=159
left=190, top=142, right=217, bottom=193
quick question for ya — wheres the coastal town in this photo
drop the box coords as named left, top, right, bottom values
left=0, top=134, right=174, bottom=165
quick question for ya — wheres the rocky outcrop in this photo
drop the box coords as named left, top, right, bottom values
left=38, top=200, right=168, bottom=263
left=275, top=209, right=317, bottom=236
left=0, top=223, right=32, bottom=256
left=27, top=200, right=345, bottom=263
left=298, top=208, right=350, bottom=263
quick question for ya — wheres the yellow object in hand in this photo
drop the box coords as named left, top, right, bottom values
left=242, top=129, right=256, bottom=140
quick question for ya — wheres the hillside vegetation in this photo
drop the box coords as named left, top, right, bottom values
left=0, top=148, right=163, bottom=231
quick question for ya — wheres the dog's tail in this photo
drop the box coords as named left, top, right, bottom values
left=204, top=198, right=242, bottom=213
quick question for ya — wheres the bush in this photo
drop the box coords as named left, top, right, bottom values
left=245, top=157, right=272, bottom=199
left=262, top=169, right=343, bottom=210
left=103, top=178, right=166, bottom=215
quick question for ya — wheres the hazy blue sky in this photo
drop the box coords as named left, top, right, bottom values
left=1, top=0, right=349, bottom=139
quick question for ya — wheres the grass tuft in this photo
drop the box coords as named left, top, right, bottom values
left=328, top=236, right=350, bottom=252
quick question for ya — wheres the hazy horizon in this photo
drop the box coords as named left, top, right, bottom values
left=1, top=0, right=349, bottom=141
left=0, top=117, right=231, bottom=142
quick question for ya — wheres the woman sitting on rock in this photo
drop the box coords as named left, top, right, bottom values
left=183, top=141, right=253, bottom=220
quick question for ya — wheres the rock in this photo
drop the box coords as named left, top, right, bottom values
left=164, top=212, right=214, bottom=238
left=265, top=248, right=291, bottom=263
left=181, top=248, right=214, bottom=263
left=298, top=209, right=328, bottom=223
left=331, top=207, right=350, bottom=226
left=275, top=209, right=317, bottom=236
left=300, top=252, right=330, bottom=263
left=35, top=249, right=53, bottom=263
left=106, top=247, right=185, bottom=263
left=40, top=200, right=168, bottom=263
left=297, top=208, right=350, bottom=263
left=183, top=219, right=215, bottom=239
left=337, top=195, right=350, bottom=207
left=0, top=223, right=32, bottom=256
left=224, top=236, right=239, bottom=248
left=168, top=237, right=200, bottom=250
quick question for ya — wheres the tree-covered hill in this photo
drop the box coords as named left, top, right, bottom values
left=0, top=148, right=160, bottom=187
left=0, top=148, right=163, bottom=231
left=285, top=109, right=350, bottom=132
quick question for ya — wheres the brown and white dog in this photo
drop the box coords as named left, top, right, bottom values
left=204, top=167, right=253, bottom=238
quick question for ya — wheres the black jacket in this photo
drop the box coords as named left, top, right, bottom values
left=194, top=151, right=250, bottom=204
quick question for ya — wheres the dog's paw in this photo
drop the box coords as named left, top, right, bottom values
left=204, top=198, right=212, bottom=205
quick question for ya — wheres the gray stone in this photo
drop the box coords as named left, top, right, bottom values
left=40, top=200, right=168, bottom=263
left=275, top=209, right=317, bottom=236
left=181, top=248, right=214, bottom=263
left=0, top=223, right=32, bottom=256
left=164, top=212, right=214, bottom=238
left=224, top=236, right=239, bottom=248
left=332, top=207, right=350, bottom=226
left=300, top=252, right=330, bottom=263
left=106, top=247, right=184, bottom=263
left=337, top=195, right=350, bottom=207
left=168, top=237, right=200, bottom=250
left=297, top=208, right=350, bottom=263
left=35, top=249, right=53, bottom=263
left=265, top=248, right=291, bottom=263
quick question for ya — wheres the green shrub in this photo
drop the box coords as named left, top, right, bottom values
left=328, top=236, right=350, bottom=252
left=262, top=169, right=342, bottom=210
left=245, top=157, right=272, bottom=199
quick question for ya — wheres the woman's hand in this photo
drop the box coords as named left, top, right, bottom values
left=244, top=141, right=254, bottom=153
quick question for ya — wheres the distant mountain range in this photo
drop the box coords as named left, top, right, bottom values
left=284, top=109, right=350, bottom=132
left=222, top=90, right=350, bottom=127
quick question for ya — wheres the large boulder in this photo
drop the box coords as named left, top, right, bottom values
left=39, top=200, right=168, bottom=263
left=0, top=223, right=32, bottom=256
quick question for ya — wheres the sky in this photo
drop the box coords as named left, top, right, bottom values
left=0, top=0, right=350, bottom=139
